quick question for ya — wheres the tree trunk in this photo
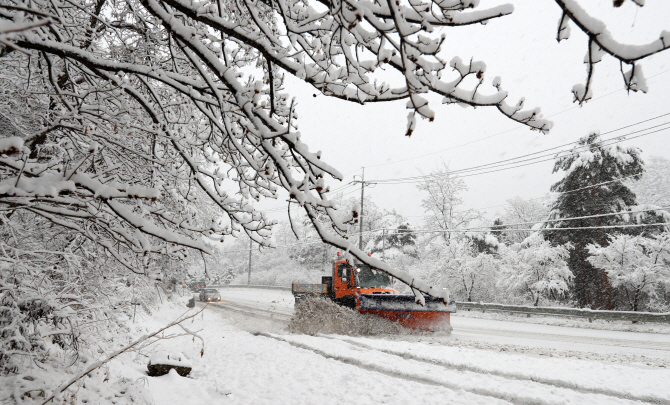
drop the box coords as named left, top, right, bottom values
left=601, top=269, right=613, bottom=310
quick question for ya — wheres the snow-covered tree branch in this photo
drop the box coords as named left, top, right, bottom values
left=1, top=0, right=668, bottom=302
left=553, top=0, right=670, bottom=103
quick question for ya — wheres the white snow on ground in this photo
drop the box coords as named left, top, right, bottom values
left=216, top=288, right=295, bottom=313
left=451, top=316, right=670, bottom=360
left=267, top=333, right=668, bottom=404
left=148, top=351, right=192, bottom=368
left=118, top=297, right=506, bottom=404
left=145, top=368, right=227, bottom=404
left=217, top=288, right=670, bottom=365
left=33, top=288, right=670, bottom=404
left=328, top=335, right=670, bottom=403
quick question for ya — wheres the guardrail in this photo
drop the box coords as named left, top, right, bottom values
left=456, top=301, right=670, bottom=324
left=210, top=284, right=292, bottom=291
left=208, top=284, right=670, bottom=324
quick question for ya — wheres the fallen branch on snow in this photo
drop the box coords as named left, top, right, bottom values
left=41, top=305, right=208, bottom=405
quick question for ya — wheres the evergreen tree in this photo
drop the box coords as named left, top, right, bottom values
left=491, top=218, right=507, bottom=244
left=372, top=223, right=418, bottom=258
left=467, top=232, right=500, bottom=255
left=545, top=133, right=662, bottom=309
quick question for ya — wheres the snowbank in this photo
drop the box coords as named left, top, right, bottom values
left=148, top=351, right=193, bottom=368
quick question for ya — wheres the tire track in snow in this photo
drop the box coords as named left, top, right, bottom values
left=256, top=332, right=519, bottom=405
left=258, top=332, right=654, bottom=405
left=321, top=334, right=670, bottom=405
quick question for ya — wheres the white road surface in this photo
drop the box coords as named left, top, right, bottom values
left=213, top=288, right=670, bottom=362
left=181, top=287, right=670, bottom=404
left=452, top=316, right=670, bottom=360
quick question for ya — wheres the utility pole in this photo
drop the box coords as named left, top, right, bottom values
left=353, top=167, right=375, bottom=251
left=382, top=228, right=386, bottom=261
left=359, top=167, right=365, bottom=250
left=247, top=238, right=253, bottom=285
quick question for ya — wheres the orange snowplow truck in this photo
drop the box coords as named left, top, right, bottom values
left=292, top=254, right=456, bottom=331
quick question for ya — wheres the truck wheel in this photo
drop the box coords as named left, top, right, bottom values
left=335, top=295, right=356, bottom=309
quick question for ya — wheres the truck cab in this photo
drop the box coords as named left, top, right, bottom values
left=332, top=259, right=399, bottom=308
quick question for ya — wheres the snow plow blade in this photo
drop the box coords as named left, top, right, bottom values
left=358, top=294, right=457, bottom=331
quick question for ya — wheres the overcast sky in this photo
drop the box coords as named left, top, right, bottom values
left=257, top=0, right=670, bottom=229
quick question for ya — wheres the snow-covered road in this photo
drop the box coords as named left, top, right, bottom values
left=213, top=288, right=670, bottom=363
left=146, top=288, right=670, bottom=404
left=452, top=316, right=670, bottom=360
left=108, top=289, right=670, bottom=405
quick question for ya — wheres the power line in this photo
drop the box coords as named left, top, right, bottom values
left=370, top=124, right=668, bottom=183
left=392, top=172, right=657, bottom=221
left=470, top=206, right=670, bottom=230
left=367, top=123, right=669, bottom=184
left=407, top=222, right=670, bottom=235
left=470, top=173, right=647, bottom=212
left=260, top=111, right=669, bottom=216
left=221, top=219, right=670, bottom=253
left=375, top=207, right=670, bottom=234
left=362, top=69, right=670, bottom=170
left=260, top=182, right=357, bottom=214
left=227, top=206, right=670, bottom=253
left=264, top=152, right=658, bottom=225
left=221, top=227, right=382, bottom=253
left=260, top=112, right=669, bottom=217
left=331, top=187, right=361, bottom=199
left=434, top=121, right=669, bottom=178
left=324, top=181, right=357, bottom=195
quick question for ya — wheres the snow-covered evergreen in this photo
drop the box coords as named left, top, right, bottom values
left=545, top=132, right=663, bottom=309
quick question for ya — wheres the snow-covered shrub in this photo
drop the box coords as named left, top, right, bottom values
left=498, top=233, right=573, bottom=306
left=2, top=368, right=154, bottom=405
left=0, top=210, right=161, bottom=402
left=0, top=243, right=156, bottom=370
left=410, top=237, right=500, bottom=303
left=650, top=280, right=670, bottom=312
left=587, top=233, right=670, bottom=311
left=0, top=256, right=79, bottom=375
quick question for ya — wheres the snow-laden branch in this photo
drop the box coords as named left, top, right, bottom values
left=0, top=0, right=667, bottom=299
left=554, top=0, right=670, bottom=103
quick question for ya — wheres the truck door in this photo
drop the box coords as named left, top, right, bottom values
left=332, top=261, right=356, bottom=308
left=334, top=262, right=354, bottom=299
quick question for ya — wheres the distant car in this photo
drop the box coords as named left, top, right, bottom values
left=199, top=288, right=221, bottom=302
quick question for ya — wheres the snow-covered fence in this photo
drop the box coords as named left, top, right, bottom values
left=456, top=302, right=670, bottom=324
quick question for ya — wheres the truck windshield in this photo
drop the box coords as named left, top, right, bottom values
left=354, top=264, right=391, bottom=289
